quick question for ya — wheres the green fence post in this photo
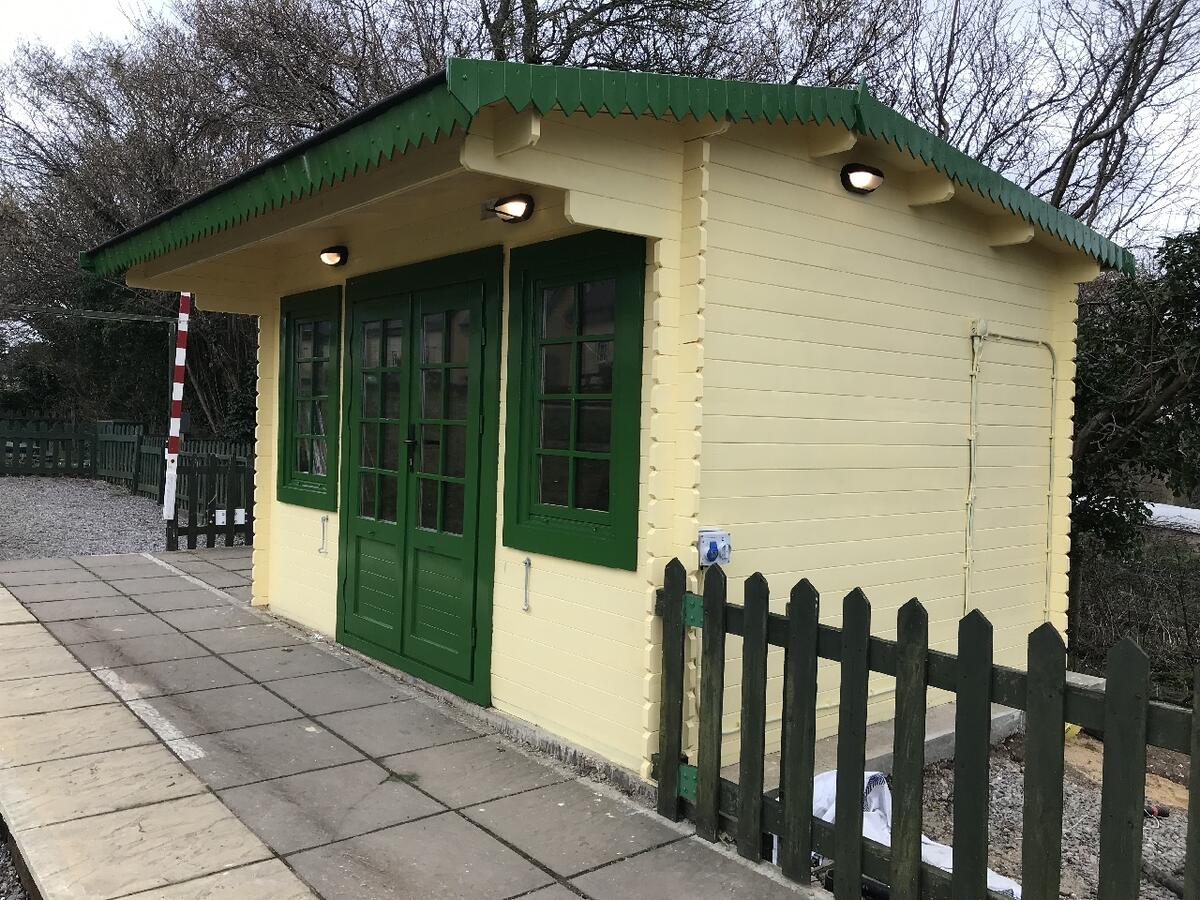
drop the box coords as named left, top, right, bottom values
left=736, top=572, right=770, bottom=862
left=1098, top=639, right=1150, bottom=900
left=695, top=563, right=727, bottom=842
left=656, top=558, right=687, bottom=821
left=1023, top=623, right=1066, bottom=900
left=891, top=598, right=929, bottom=900
left=834, top=588, right=871, bottom=900
left=953, top=610, right=993, bottom=900
left=780, top=578, right=820, bottom=882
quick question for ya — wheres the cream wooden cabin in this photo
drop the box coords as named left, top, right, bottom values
left=81, top=59, right=1131, bottom=781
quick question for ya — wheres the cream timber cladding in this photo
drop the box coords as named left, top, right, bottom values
left=462, top=108, right=686, bottom=775
left=696, top=122, right=1089, bottom=763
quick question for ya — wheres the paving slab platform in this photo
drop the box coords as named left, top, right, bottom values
left=0, top=550, right=812, bottom=900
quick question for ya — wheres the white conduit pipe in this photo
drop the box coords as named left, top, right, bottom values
left=967, top=320, right=1058, bottom=623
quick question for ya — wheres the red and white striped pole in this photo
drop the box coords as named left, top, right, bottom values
left=162, top=291, right=192, bottom=519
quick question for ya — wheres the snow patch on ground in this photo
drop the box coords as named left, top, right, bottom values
left=1148, top=502, right=1200, bottom=534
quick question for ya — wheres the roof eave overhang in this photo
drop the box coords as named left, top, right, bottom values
left=80, top=59, right=1134, bottom=279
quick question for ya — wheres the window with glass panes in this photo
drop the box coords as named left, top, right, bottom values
left=415, top=308, right=471, bottom=536
left=356, top=318, right=405, bottom=523
left=278, top=288, right=341, bottom=510
left=504, top=232, right=645, bottom=570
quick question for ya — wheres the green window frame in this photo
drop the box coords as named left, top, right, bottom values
left=503, top=231, right=646, bottom=570
left=278, top=287, right=342, bottom=510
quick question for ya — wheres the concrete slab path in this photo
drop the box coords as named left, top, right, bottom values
left=0, top=551, right=812, bottom=900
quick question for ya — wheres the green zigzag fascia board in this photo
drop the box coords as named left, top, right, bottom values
left=80, top=86, right=473, bottom=276
left=447, top=58, right=1133, bottom=275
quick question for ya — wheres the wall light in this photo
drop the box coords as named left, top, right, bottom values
left=840, top=164, right=885, bottom=195
left=319, top=245, right=348, bottom=267
left=483, top=193, right=535, bottom=223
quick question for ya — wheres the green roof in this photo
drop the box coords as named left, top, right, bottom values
left=80, top=58, right=1134, bottom=277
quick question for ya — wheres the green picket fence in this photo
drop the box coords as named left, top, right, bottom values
left=654, top=558, right=1200, bottom=900
left=1, top=420, right=256, bottom=548
left=0, top=429, right=94, bottom=475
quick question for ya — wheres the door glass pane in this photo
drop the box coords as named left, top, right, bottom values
left=418, top=478, right=438, bottom=529
left=580, top=279, right=616, bottom=335
left=422, top=370, right=443, bottom=419
left=443, top=482, right=465, bottom=535
left=541, top=345, right=572, bottom=394
left=539, top=401, right=570, bottom=450
left=363, top=373, right=381, bottom=418
left=444, top=425, right=466, bottom=478
left=576, top=401, right=611, bottom=452
left=312, top=439, right=328, bottom=475
left=447, top=369, right=468, bottom=419
left=448, top=310, right=470, bottom=363
left=378, top=475, right=398, bottom=523
left=312, top=361, right=327, bottom=394
left=384, top=320, right=405, bottom=367
left=298, top=321, right=315, bottom=358
left=297, top=362, right=313, bottom=395
left=360, top=424, right=378, bottom=468
left=383, top=372, right=403, bottom=418
left=575, top=458, right=610, bottom=511
left=296, top=400, right=312, bottom=433
left=381, top=424, right=401, bottom=470
left=538, top=455, right=569, bottom=506
left=359, top=473, right=377, bottom=519
left=315, top=320, right=334, bottom=359
left=296, top=438, right=311, bottom=473
left=541, top=285, right=575, bottom=338
left=422, top=313, right=445, bottom=363
left=578, top=341, right=613, bottom=393
left=363, top=321, right=382, bottom=368
left=419, top=425, right=441, bottom=474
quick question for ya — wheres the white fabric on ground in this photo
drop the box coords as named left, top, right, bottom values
left=810, top=770, right=1022, bottom=898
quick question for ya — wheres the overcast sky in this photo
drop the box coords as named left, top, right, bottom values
left=1, top=0, right=167, bottom=62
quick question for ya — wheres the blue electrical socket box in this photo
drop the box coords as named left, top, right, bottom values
left=697, top=528, right=732, bottom=568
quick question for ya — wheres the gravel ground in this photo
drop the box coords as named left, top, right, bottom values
left=0, top=840, right=27, bottom=900
left=922, top=735, right=1188, bottom=898
left=0, top=477, right=165, bottom=560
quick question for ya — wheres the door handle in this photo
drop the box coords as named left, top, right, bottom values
left=404, top=425, right=416, bottom=471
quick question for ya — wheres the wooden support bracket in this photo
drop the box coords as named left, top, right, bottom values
left=807, top=128, right=857, bottom=159
left=493, top=108, right=542, bottom=157
left=907, top=171, right=956, bottom=207
left=988, top=217, right=1036, bottom=247
left=1054, top=254, right=1103, bottom=284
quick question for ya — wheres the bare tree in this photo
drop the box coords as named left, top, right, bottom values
left=754, top=0, right=920, bottom=91
left=1031, top=0, right=1200, bottom=240
left=892, top=0, right=1200, bottom=244
left=469, top=0, right=752, bottom=69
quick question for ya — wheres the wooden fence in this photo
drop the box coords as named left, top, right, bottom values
left=1, top=418, right=256, bottom=548
left=1, top=419, right=252, bottom=499
left=166, top=456, right=255, bottom=550
left=654, top=558, right=1200, bottom=900
left=0, top=422, right=95, bottom=475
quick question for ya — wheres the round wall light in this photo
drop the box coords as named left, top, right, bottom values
left=319, top=245, right=348, bottom=267
left=487, top=193, right=535, bottom=223
left=840, top=164, right=885, bottom=195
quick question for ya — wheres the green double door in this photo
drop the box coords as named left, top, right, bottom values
left=337, top=250, right=499, bottom=704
